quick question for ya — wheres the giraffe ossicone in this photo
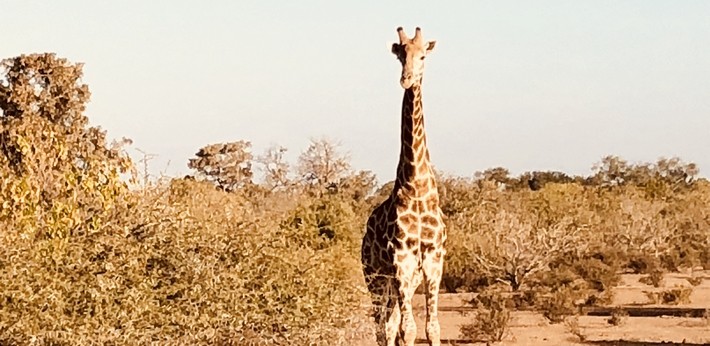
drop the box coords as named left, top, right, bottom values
left=361, top=27, right=446, bottom=346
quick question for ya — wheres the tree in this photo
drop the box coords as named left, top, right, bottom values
left=471, top=212, right=582, bottom=291
left=0, top=53, right=132, bottom=239
left=591, top=155, right=630, bottom=186
left=653, top=157, right=698, bottom=186
left=188, top=140, right=254, bottom=192
left=474, top=167, right=511, bottom=189
left=297, top=137, right=351, bottom=191
left=337, top=169, right=378, bottom=203
left=257, top=145, right=291, bottom=191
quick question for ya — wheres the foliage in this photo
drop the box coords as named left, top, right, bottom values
left=639, top=269, right=666, bottom=287
left=441, top=167, right=708, bottom=297
left=0, top=53, right=132, bottom=241
left=188, top=140, right=254, bottom=192
left=460, top=289, right=511, bottom=343
left=256, top=145, right=291, bottom=190
left=0, top=54, right=370, bottom=345
left=540, top=285, right=583, bottom=323
left=564, top=316, right=587, bottom=342
left=297, top=137, right=351, bottom=191
left=644, top=286, right=693, bottom=305
left=607, top=306, right=629, bottom=326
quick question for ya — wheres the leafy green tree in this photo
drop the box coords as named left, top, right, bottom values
left=0, top=53, right=132, bottom=240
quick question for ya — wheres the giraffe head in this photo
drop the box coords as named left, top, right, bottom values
left=391, top=27, right=436, bottom=89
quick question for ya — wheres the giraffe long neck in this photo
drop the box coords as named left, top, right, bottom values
left=395, top=83, right=433, bottom=195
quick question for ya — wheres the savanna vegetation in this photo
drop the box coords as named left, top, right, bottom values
left=1, top=54, right=708, bottom=345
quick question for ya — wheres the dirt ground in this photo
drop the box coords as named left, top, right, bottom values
left=355, top=272, right=710, bottom=345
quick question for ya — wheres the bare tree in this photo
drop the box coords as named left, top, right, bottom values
left=297, top=137, right=351, bottom=191
left=592, top=155, right=630, bottom=186
left=471, top=211, right=583, bottom=291
left=257, top=145, right=291, bottom=191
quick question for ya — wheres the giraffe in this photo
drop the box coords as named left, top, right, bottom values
left=361, top=27, right=445, bottom=346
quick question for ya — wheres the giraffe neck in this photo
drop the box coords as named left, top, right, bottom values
left=395, top=82, right=433, bottom=195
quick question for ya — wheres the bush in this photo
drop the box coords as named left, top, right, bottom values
left=607, top=307, right=629, bottom=326
left=639, top=268, right=665, bottom=287
left=644, top=286, right=693, bottom=305
left=539, top=285, right=584, bottom=323
left=460, top=289, right=511, bottom=342
left=0, top=54, right=369, bottom=345
left=0, top=181, right=370, bottom=345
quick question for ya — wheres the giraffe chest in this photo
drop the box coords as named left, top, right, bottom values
left=393, top=198, right=443, bottom=240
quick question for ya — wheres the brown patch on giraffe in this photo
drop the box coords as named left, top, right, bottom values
left=417, top=162, right=430, bottom=176
left=402, top=144, right=414, bottom=161
left=411, top=200, right=424, bottom=213
left=414, top=126, right=424, bottom=138
left=393, top=225, right=408, bottom=239
left=420, top=241, right=435, bottom=253
left=405, top=237, right=419, bottom=249
left=391, top=238, right=404, bottom=250
left=379, top=249, right=392, bottom=262
left=420, top=225, right=436, bottom=239
left=411, top=178, right=428, bottom=191
left=435, top=230, right=445, bottom=246
left=415, top=147, right=427, bottom=161
left=425, top=192, right=438, bottom=205
left=398, top=212, right=417, bottom=226
left=432, top=250, right=443, bottom=263
left=421, top=215, right=439, bottom=228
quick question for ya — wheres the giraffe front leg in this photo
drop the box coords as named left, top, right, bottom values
left=395, top=260, right=419, bottom=345
left=422, top=251, right=444, bottom=346
left=382, top=278, right=401, bottom=346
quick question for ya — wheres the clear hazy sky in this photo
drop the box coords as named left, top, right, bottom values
left=4, top=1, right=709, bottom=182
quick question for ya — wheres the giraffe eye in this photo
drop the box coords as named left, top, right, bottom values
left=420, top=56, right=426, bottom=60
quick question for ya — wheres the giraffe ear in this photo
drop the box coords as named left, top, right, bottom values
left=426, top=41, right=436, bottom=52
left=391, top=43, right=401, bottom=55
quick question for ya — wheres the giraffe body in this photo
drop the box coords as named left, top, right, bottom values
left=362, top=27, right=446, bottom=346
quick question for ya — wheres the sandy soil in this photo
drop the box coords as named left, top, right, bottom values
left=354, top=272, right=710, bottom=345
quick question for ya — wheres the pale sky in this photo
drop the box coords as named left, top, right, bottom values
left=4, top=1, right=709, bottom=182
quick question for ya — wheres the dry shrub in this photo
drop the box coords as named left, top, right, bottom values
left=442, top=161, right=710, bottom=296
left=644, top=286, right=693, bottom=305
left=564, top=316, right=586, bottom=342
left=607, top=307, right=629, bottom=326
left=460, top=289, right=511, bottom=343
left=539, top=284, right=585, bottom=323
left=687, top=275, right=703, bottom=287
left=0, top=180, right=370, bottom=345
left=444, top=180, right=585, bottom=293
left=639, top=268, right=666, bottom=287
left=626, top=251, right=662, bottom=274
left=0, top=54, right=369, bottom=345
